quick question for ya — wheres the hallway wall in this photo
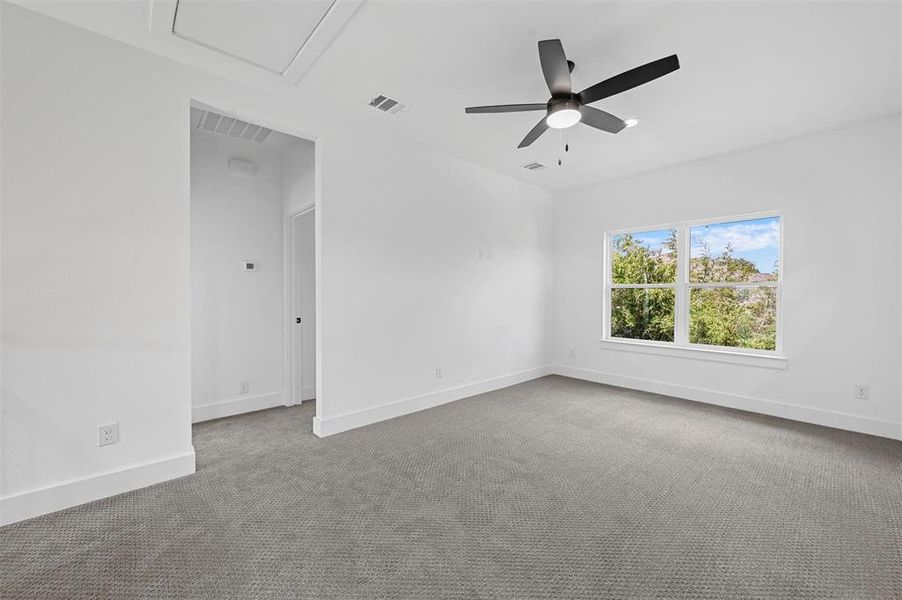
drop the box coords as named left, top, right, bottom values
left=190, top=129, right=293, bottom=421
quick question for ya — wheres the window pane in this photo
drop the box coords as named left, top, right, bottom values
left=610, top=288, right=675, bottom=342
left=689, top=287, right=777, bottom=350
left=690, top=217, right=780, bottom=283
left=611, top=229, right=677, bottom=284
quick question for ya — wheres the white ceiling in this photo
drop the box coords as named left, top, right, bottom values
left=12, top=1, right=902, bottom=191
left=305, top=0, right=901, bottom=190
left=173, top=0, right=335, bottom=73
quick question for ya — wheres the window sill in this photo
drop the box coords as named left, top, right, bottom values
left=598, top=338, right=788, bottom=370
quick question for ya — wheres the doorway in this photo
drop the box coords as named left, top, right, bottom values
left=189, top=100, right=317, bottom=424
left=288, top=208, right=316, bottom=405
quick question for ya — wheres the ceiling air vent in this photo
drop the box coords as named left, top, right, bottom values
left=367, top=94, right=409, bottom=115
left=521, top=162, right=546, bottom=171
left=194, top=109, right=274, bottom=145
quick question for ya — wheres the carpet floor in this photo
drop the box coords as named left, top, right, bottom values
left=2, top=375, right=901, bottom=599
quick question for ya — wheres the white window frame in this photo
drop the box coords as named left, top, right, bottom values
left=601, top=211, right=786, bottom=369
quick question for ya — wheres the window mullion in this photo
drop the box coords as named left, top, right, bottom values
left=603, top=232, right=611, bottom=339
left=674, top=225, right=689, bottom=346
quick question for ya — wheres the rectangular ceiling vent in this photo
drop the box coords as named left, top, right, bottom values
left=367, top=94, right=409, bottom=115
left=195, top=109, right=274, bottom=144
left=521, top=162, right=546, bottom=171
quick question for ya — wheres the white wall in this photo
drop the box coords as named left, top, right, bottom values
left=282, top=133, right=317, bottom=401
left=552, top=116, right=902, bottom=439
left=190, top=131, right=288, bottom=421
left=0, top=4, right=554, bottom=524
left=0, top=3, right=197, bottom=524
left=312, top=127, right=554, bottom=435
left=282, top=139, right=315, bottom=216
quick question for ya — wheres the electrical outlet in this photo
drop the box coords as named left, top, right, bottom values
left=240, top=381, right=250, bottom=395
left=478, top=248, right=493, bottom=260
left=568, top=348, right=576, bottom=358
left=435, top=366, right=443, bottom=378
left=854, top=384, right=869, bottom=400
left=98, top=422, right=119, bottom=447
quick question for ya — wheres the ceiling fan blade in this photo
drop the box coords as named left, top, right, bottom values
left=518, top=118, right=550, bottom=148
left=538, top=39, right=572, bottom=95
left=579, top=106, right=627, bottom=134
left=578, top=54, right=680, bottom=105
left=465, top=104, right=547, bottom=114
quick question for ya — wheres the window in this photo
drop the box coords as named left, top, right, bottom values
left=609, top=228, right=678, bottom=342
left=605, top=214, right=781, bottom=355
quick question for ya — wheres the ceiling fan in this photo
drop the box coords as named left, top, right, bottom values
left=465, top=39, right=679, bottom=148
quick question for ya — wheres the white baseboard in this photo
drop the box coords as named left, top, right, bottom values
left=192, top=391, right=284, bottom=423
left=0, top=449, right=196, bottom=527
left=553, top=365, right=901, bottom=441
left=302, top=385, right=316, bottom=401
left=313, top=365, right=553, bottom=437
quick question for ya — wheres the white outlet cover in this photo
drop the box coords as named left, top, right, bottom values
left=98, top=422, right=119, bottom=447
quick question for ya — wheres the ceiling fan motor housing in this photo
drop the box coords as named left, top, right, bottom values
left=547, top=96, right=581, bottom=111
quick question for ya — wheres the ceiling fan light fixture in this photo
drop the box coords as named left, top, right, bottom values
left=463, top=39, right=679, bottom=148
left=546, top=109, right=581, bottom=129
left=546, top=101, right=582, bottom=129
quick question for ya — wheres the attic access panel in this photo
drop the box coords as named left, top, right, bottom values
left=170, top=0, right=339, bottom=74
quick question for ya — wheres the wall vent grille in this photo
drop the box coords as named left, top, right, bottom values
left=521, top=162, right=546, bottom=171
left=367, top=94, right=409, bottom=115
left=195, top=109, right=274, bottom=145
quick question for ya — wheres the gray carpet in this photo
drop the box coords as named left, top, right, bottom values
left=2, top=375, right=901, bottom=599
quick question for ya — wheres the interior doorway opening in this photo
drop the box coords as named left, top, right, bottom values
left=189, top=101, right=317, bottom=426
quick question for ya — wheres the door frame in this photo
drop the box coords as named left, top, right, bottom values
left=284, top=205, right=315, bottom=407
left=188, top=96, right=323, bottom=438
